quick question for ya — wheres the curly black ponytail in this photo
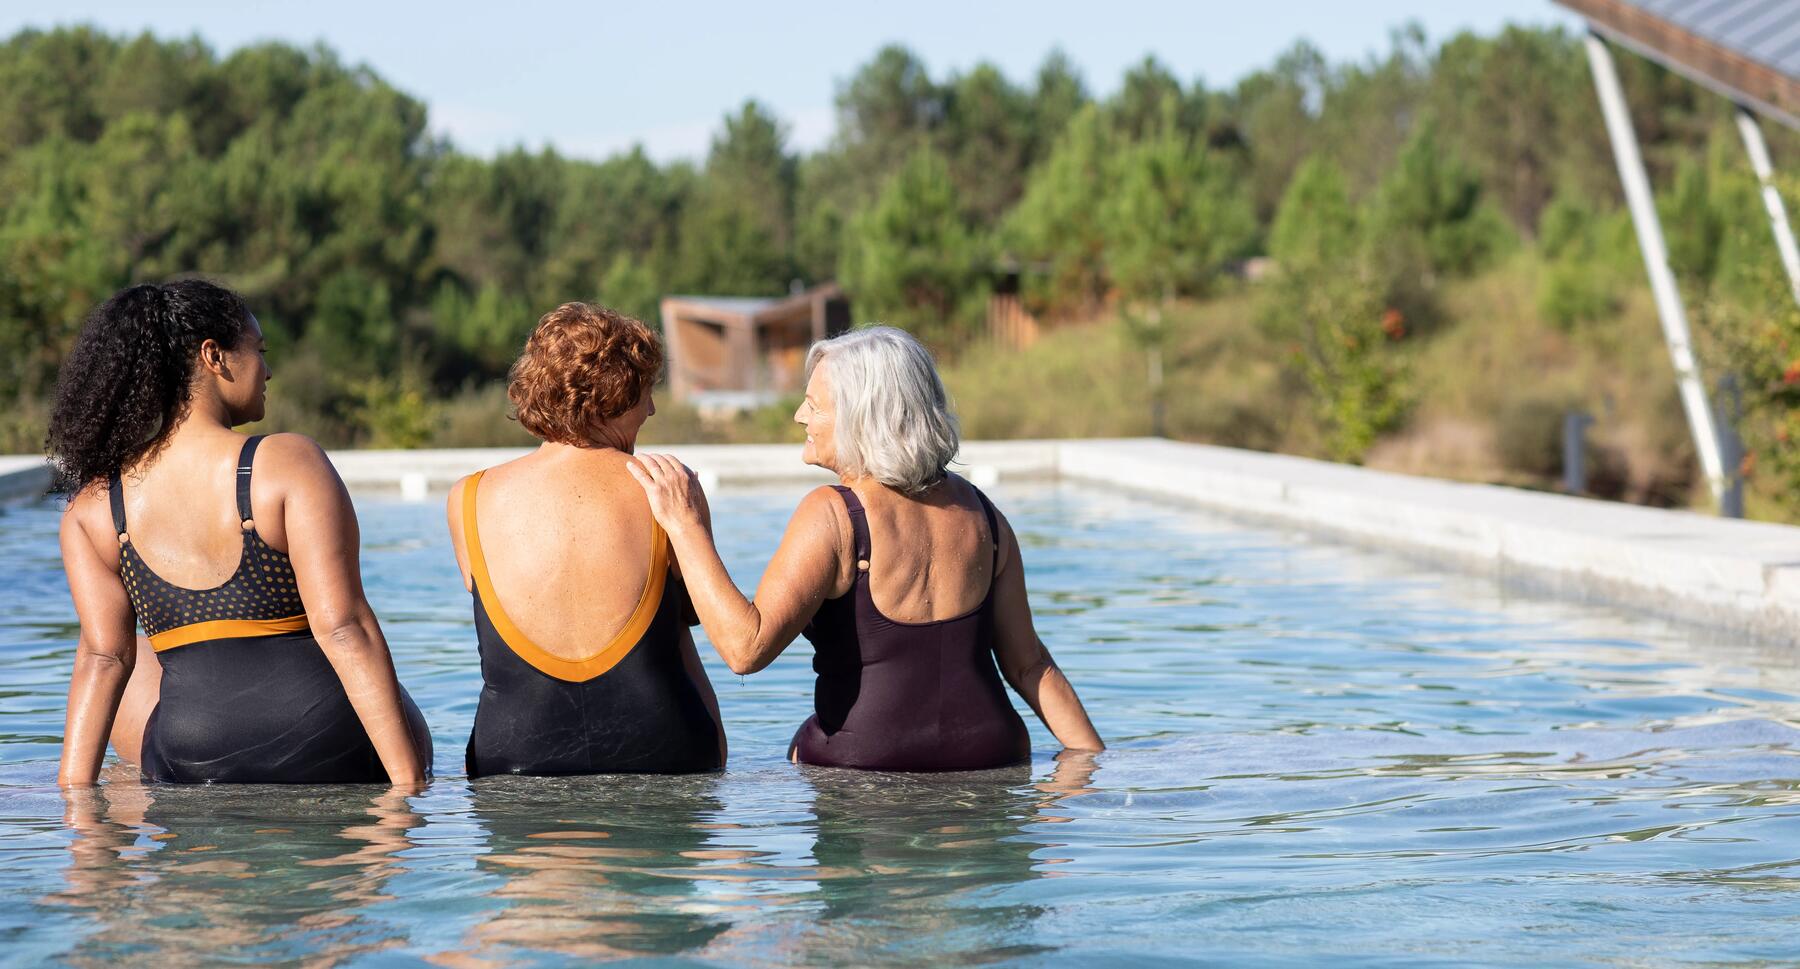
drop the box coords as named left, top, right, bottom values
left=46, top=279, right=252, bottom=493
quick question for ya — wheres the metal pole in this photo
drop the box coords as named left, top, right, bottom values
left=1582, top=32, right=1727, bottom=508
left=1148, top=345, right=1165, bottom=438
left=1734, top=105, right=1800, bottom=310
left=1717, top=373, right=1745, bottom=519
left=1563, top=410, right=1593, bottom=495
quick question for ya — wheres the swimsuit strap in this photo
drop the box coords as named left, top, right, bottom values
left=108, top=436, right=267, bottom=537
left=464, top=469, right=669, bottom=682
left=831, top=485, right=872, bottom=572
left=236, top=435, right=265, bottom=525
left=107, top=472, right=127, bottom=538
left=972, top=486, right=1002, bottom=573
left=834, top=484, right=999, bottom=576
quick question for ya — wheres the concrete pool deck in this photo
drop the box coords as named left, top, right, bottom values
left=4, top=438, right=1797, bottom=641
left=0, top=456, right=50, bottom=504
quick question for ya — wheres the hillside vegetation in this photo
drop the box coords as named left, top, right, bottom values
left=1, top=24, right=1796, bottom=518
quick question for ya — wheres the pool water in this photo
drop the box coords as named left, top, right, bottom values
left=2, top=482, right=1799, bottom=967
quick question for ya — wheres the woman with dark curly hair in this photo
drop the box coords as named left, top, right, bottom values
left=50, top=279, right=430, bottom=787
left=448, top=302, right=724, bottom=776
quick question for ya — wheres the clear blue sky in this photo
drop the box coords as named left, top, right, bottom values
left=6, top=1, right=1581, bottom=161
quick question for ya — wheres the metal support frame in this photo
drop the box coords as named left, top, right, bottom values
left=1582, top=32, right=1729, bottom=511
left=1734, top=105, right=1800, bottom=310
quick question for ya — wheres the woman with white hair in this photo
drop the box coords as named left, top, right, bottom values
left=630, top=326, right=1101, bottom=771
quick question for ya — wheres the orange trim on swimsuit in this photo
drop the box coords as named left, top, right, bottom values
left=461, top=470, right=667, bottom=683
left=148, top=614, right=310, bottom=652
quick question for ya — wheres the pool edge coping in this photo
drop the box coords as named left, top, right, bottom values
left=6, top=439, right=1797, bottom=642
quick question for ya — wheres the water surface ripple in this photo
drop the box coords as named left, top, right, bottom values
left=1, top=482, right=1797, bottom=966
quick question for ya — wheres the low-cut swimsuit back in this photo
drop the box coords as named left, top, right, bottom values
left=460, top=470, right=722, bottom=777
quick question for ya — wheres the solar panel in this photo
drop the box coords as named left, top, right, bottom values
left=1556, top=0, right=1800, bottom=128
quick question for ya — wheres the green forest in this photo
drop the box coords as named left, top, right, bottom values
left=2, top=24, right=1798, bottom=517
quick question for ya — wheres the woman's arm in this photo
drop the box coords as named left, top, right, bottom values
left=629, top=454, right=847, bottom=675
left=57, top=496, right=138, bottom=787
left=273, top=435, right=427, bottom=787
left=989, top=508, right=1103, bottom=752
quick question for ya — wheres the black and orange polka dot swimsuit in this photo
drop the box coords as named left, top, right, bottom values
left=114, top=438, right=308, bottom=651
left=111, top=435, right=388, bottom=784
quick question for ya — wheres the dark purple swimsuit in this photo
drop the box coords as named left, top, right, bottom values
left=790, top=484, right=1031, bottom=772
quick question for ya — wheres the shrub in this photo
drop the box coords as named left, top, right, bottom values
left=432, top=383, right=533, bottom=448
left=346, top=373, right=435, bottom=450
left=1494, top=391, right=1574, bottom=479
left=1261, top=156, right=1413, bottom=463
left=1538, top=259, right=1620, bottom=330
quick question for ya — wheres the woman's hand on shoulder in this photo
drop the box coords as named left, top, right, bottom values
left=628, top=453, right=712, bottom=540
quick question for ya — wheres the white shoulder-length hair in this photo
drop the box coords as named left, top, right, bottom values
left=805, top=325, right=960, bottom=494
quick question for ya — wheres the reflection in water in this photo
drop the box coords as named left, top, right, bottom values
left=431, top=756, right=1099, bottom=966
left=14, top=484, right=1800, bottom=964
left=442, top=774, right=732, bottom=964
left=35, top=756, right=1100, bottom=966
left=45, top=764, right=418, bottom=966
left=793, top=751, right=1098, bottom=963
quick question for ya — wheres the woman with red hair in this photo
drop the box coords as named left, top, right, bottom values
left=448, top=302, right=725, bottom=776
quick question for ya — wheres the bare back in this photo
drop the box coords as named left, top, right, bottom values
left=849, top=475, right=995, bottom=623
left=449, top=447, right=658, bottom=662
left=102, top=430, right=302, bottom=585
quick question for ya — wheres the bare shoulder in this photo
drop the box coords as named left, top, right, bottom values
left=253, top=432, right=336, bottom=480
left=792, top=484, right=853, bottom=549
left=977, top=484, right=1014, bottom=537
left=476, top=450, right=535, bottom=482
left=250, top=434, right=350, bottom=521
left=445, top=473, right=472, bottom=546
left=965, top=479, right=1018, bottom=571
left=59, top=484, right=110, bottom=547
left=446, top=474, right=467, bottom=515
left=796, top=483, right=846, bottom=510
left=795, top=484, right=849, bottom=524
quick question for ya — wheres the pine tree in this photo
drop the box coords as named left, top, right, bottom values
left=839, top=149, right=986, bottom=347
left=1004, top=105, right=1112, bottom=316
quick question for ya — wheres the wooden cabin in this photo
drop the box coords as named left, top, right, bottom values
left=661, top=283, right=850, bottom=404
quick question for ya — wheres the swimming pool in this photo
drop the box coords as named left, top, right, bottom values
left=2, top=481, right=1798, bottom=966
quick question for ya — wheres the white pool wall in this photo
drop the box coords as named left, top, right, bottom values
left=0, top=456, right=49, bottom=504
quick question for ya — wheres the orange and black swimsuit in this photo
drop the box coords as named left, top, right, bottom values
left=112, top=435, right=388, bottom=784
left=460, top=471, right=722, bottom=777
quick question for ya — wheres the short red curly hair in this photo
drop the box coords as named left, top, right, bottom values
left=507, top=302, right=663, bottom=446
